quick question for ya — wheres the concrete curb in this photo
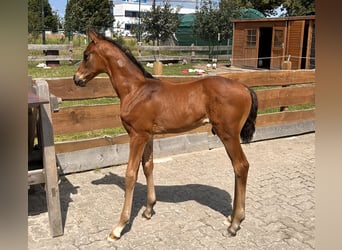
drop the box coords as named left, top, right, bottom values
left=57, top=121, right=315, bottom=174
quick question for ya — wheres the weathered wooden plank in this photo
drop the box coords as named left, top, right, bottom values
left=45, top=77, right=116, bottom=100
left=56, top=133, right=210, bottom=174
left=55, top=134, right=130, bottom=153
left=138, top=45, right=231, bottom=51
left=256, top=109, right=315, bottom=127
left=28, top=56, right=72, bottom=61
left=28, top=44, right=73, bottom=62
left=54, top=125, right=212, bottom=153
left=35, top=79, right=63, bottom=237
left=52, top=103, right=122, bottom=135
left=218, top=70, right=315, bottom=87
left=28, top=44, right=71, bottom=50
left=28, top=169, right=45, bottom=185
left=160, top=71, right=315, bottom=87
left=43, top=70, right=315, bottom=100
left=57, top=143, right=130, bottom=174
left=256, top=85, right=315, bottom=110
left=138, top=54, right=230, bottom=62
left=56, top=119, right=315, bottom=174
left=54, top=108, right=315, bottom=153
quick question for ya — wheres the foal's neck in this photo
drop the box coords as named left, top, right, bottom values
left=106, top=55, right=146, bottom=99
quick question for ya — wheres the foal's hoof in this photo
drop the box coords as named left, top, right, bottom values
left=227, top=227, right=237, bottom=237
left=142, top=212, right=152, bottom=220
left=107, top=232, right=120, bottom=242
left=142, top=209, right=155, bottom=220
left=227, top=224, right=241, bottom=237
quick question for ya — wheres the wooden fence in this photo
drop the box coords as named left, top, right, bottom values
left=28, top=43, right=73, bottom=64
left=36, top=69, right=315, bottom=173
left=137, top=45, right=232, bottom=62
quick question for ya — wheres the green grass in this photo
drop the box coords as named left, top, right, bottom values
left=54, top=127, right=127, bottom=142
left=28, top=35, right=210, bottom=78
left=258, top=104, right=315, bottom=115
left=28, top=60, right=210, bottom=78
left=28, top=62, right=78, bottom=78
left=59, top=97, right=120, bottom=108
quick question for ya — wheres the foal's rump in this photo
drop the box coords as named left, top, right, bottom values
left=200, top=76, right=258, bottom=143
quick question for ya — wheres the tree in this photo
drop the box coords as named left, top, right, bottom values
left=28, top=0, right=59, bottom=36
left=280, top=0, right=315, bottom=16
left=141, top=0, right=180, bottom=46
left=194, top=0, right=239, bottom=57
left=64, top=0, right=115, bottom=36
left=221, top=0, right=315, bottom=17
left=219, top=0, right=283, bottom=17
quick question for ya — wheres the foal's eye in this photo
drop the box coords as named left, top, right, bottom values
left=83, top=53, right=89, bottom=61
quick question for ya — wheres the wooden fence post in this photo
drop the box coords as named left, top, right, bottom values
left=280, top=56, right=292, bottom=111
left=69, top=41, right=73, bottom=65
left=191, top=43, right=195, bottom=61
left=35, top=79, right=63, bottom=237
left=28, top=76, right=37, bottom=155
left=137, top=42, right=142, bottom=59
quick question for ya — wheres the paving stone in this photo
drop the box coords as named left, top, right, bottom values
left=28, top=133, right=315, bottom=249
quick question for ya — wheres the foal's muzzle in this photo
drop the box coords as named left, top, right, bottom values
left=73, top=75, right=87, bottom=87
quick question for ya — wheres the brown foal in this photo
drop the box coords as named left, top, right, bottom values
left=73, top=30, right=258, bottom=240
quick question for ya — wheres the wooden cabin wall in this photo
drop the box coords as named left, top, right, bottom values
left=232, top=17, right=315, bottom=70
left=286, top=20, right=305, bottom=69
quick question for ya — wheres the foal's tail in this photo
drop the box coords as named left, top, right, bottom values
left=240, top=87, right=258, bottom=144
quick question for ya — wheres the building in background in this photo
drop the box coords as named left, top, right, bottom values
left=232, top=15, right=315, bottom=70
left=113, top=0, right=195, bottom=37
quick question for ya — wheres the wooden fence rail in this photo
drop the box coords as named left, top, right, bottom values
left=34, top=69, right=315, bottom=173
left=137, top=45, right=232, bottom=62
left=28, top=43, right=73, bottom=63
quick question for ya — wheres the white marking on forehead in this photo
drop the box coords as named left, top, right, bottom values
left=117, top=59, right=125, bottom=68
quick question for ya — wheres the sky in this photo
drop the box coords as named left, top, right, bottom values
left=49, top=0, right=68, bottom=17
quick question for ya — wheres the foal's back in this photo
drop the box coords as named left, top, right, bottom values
left=138, top=76, right=251, bottom=135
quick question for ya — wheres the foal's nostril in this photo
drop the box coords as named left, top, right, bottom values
left=73, top=75, right=87, bottom=87
left=73, top=75, right=83, bottom=86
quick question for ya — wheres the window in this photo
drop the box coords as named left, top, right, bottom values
left=125, top=23, right=138, bottom=31
left=246, top=29, right=257, bottom=47
left=125, top=10, right=140, bottom=18
left=273, top=30, right=284, bottom=48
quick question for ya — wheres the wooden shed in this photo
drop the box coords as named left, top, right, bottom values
left=231, top=16, right=315, bottom=70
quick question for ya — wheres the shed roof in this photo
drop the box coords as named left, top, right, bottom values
left=233, top=15, right=315, bottom=23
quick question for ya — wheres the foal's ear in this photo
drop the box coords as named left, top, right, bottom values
left=87, top=29, right=100, bottom=44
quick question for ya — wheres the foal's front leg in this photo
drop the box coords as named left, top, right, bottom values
left=142, top=138, right=156, bottom=219
left=108, top=134, right=148, bottom=241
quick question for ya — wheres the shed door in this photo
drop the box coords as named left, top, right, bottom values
left=286, top=20, right=305, bottom=69
left=243, top=29, right=258, bottom=68
left=271, top=27, right=285, bottom=69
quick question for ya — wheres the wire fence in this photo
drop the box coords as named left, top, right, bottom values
left=231, top=55, right=315, bottom=69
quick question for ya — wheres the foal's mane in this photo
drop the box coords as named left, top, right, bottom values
left=95, top=32, right=154, bottom=79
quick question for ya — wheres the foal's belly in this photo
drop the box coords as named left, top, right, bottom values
left=152, top=112, right=209, bottom=134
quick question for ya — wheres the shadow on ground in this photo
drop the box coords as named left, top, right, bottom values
left=91, top=172, right=232, bottom=237
left=28, top=175, right=79, bottom=230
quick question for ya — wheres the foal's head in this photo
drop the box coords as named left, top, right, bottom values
left=73, top=30, right=110, bottom=87
left=74, top=29, right=154, bottom=87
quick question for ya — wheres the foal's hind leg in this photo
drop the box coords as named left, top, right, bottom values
left=141, top=138, right=156, bottom=219
left=219, top=133, right=249, bottom=236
